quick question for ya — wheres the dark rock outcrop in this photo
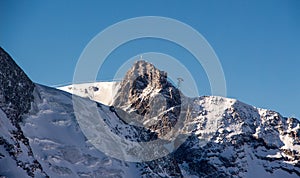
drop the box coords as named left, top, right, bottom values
left=0, top=47, right=35, bottom=125
left=0, top=47, right=46, bottom=177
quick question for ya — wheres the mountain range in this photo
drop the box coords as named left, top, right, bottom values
left=0, top=47, right=299, bottom=178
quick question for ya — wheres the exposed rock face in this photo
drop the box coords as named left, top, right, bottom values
left=113, top=60, right=182, bottom=136
left=0, top=47, right=35, bottom=125
left=0, top=47, right=46, bottom=177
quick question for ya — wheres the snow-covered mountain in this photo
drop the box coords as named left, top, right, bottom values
left=1, top=47, right=300, bottom=177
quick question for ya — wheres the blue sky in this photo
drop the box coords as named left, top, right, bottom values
left=1, top=0, right=299, bottom=118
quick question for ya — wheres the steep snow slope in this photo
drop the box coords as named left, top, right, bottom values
left=0, top=109, right=31, bottom=178
left=175, top=96, right=300, bottom=177
left=21, top=84, right=141, bottom=178
left=57, top=82, right=118, bottom=106
left=1, top=85, right=139, bottom=177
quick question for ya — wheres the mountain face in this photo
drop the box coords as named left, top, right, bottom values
left=1, top=48, right=300, bottom=178
left=113, top=60, right=182, bottom=136
left=0, top=47, right=46, bottom=177
left=0, top=47, right=35, bottom=124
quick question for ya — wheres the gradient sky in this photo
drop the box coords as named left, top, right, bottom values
left=1, top=0, right=299, bottom=119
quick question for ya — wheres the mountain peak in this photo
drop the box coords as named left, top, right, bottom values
left=113, top=60, right=182, bottom=136
left=126, top=60, right=168, bottom=90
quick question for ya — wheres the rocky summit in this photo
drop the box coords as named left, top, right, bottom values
left=113, top=60, right=182, bottom=136
left=1, top=47, right=300, bottom=177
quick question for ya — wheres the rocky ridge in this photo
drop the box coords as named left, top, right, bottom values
left=113, top=60, right=183, bottom=136
left=0, top=47, right=47, bottom=177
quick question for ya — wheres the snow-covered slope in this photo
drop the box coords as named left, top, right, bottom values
left=22, top=84, right=141, bottom=177
left=57, top=82, right=118, bottom=106
left=1, top=48, right=300, bottom=177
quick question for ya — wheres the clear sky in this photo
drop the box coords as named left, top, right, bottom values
left=1, top=0, right=299, bottom=119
